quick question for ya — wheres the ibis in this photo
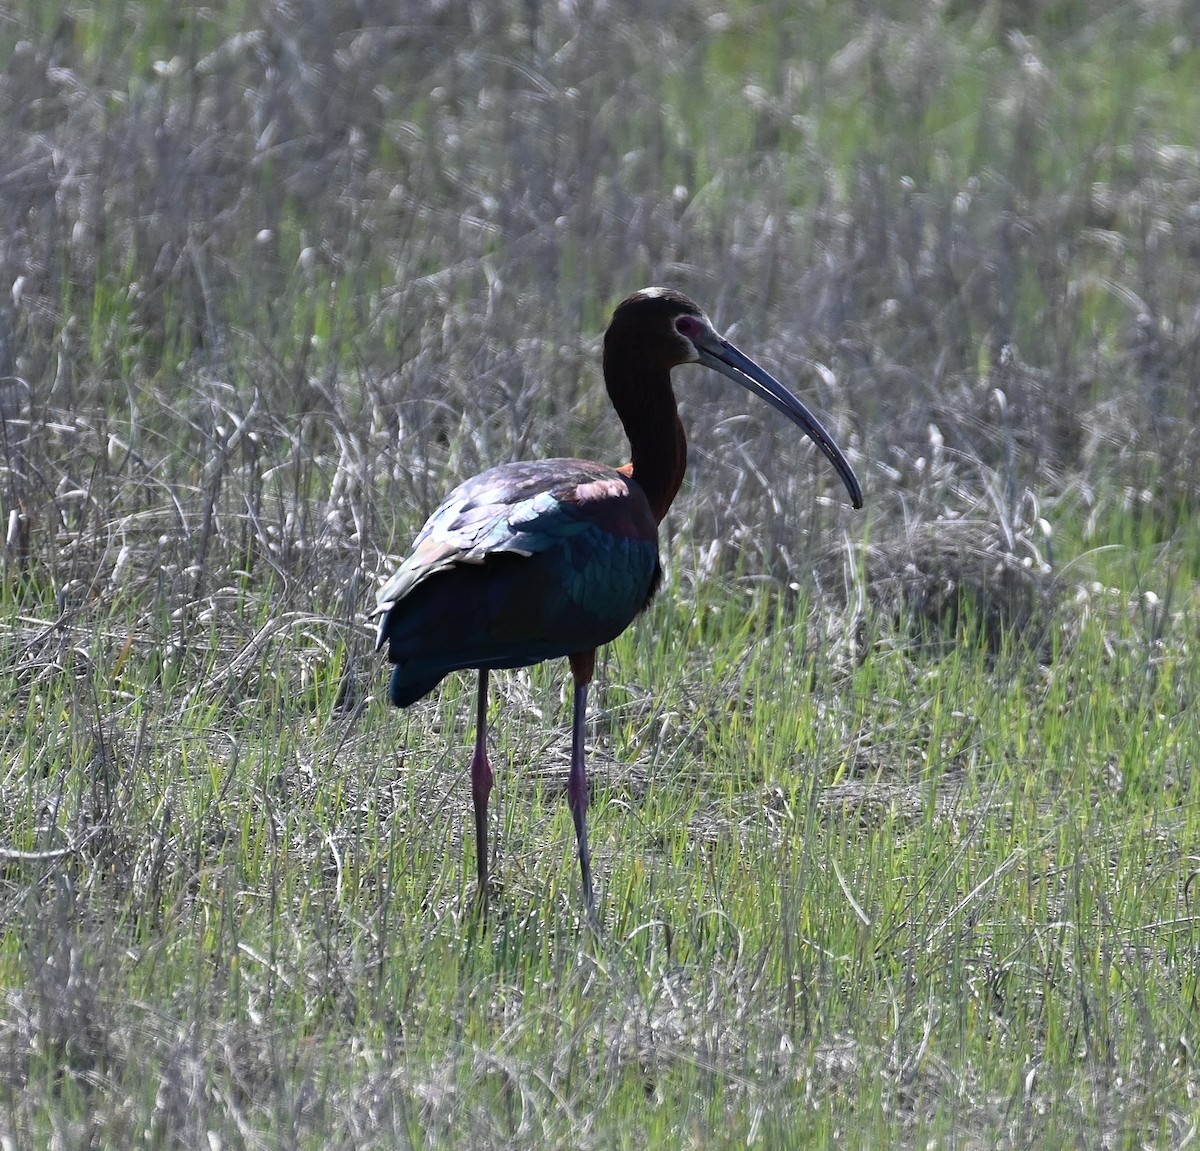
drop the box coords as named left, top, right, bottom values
left=374, top=288, right=863, bottom=918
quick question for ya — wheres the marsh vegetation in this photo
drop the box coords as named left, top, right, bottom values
left=1, top=1, right=1198, bottom=1145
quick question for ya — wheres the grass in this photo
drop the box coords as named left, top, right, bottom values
left=1, top=0, right=1199, bottom=1145
left=8, top=563, right=1199, bottom=1146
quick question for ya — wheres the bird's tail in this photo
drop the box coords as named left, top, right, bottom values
left=389, top=665, right=442, bottom=708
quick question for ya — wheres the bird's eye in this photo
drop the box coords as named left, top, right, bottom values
left=674, top=315, right=705, bottom=343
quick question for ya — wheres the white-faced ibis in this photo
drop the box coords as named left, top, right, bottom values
left=375, top=288, right=862, bottom=919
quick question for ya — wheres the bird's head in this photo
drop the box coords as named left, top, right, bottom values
left=604, top=286, right=713, bottom=372
left=603, top=287, right=864, bottom=509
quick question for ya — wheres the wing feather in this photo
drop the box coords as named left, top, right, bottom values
left=373, top=459, right=654, bottom=654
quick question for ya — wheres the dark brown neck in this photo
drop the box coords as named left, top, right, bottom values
left=608, top=364, right=687, bottom=524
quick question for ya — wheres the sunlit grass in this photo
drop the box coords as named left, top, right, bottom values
left=2, top=563, right=1196, bottom=1143
left=1, top=0, right=1198, bottom=1145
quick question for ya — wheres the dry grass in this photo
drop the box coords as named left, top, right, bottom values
left=1, top=0, right=1199, bottom=1146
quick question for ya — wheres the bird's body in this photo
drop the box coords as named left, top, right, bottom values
left=375, top=288, right=863, bottom=921
left=379, top=458, right=660, bottom=707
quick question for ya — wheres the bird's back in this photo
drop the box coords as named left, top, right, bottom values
left=376, top=459, right=662, bottom=706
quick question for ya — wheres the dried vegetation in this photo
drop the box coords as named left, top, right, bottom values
left=1, top=0, right=1199, bottom=1145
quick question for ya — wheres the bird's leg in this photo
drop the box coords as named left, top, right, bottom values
left=567, top=651, right=597, bottom=921
left=470, top=669, right=493, bottom=900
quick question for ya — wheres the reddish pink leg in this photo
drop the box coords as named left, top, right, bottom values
left=567, top=652, right=597, bottom=920
left=470, top=669, right=493, bottom=896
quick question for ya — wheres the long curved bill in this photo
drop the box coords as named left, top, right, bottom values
left=695, top=333, right=864, bottom=510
